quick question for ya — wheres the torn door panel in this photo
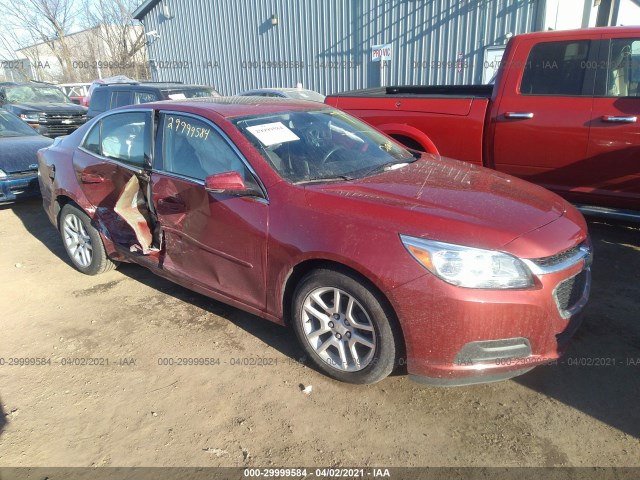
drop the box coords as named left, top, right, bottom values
left=112, top=174, right=157, bottom=254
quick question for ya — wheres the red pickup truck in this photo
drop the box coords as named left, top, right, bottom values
left=326, top=27, right=640, bottom=215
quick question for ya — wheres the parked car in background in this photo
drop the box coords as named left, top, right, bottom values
left=326, top=26, right=640, bottom=217
left=0, top=82, right=88, bottom=137
left=0, top=109, right=53, bottom=202
left=238, top=87, right=325, bottom=102
left=58, top=83, right=91, bottom=105
left=87, top=82, right=220, bottom=119
left=38, top=97, right=591, bottom=386
left=84, top=75, right=136, bottom=107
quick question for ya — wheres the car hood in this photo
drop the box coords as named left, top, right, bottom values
left=304, top=155, right=570, bottom=252
left=8, top=102, right=87, bottom=114
left=0, top=136, right=54, bottom=173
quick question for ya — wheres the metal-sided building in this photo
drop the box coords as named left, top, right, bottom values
left=133, top=0, right=639, bottom=95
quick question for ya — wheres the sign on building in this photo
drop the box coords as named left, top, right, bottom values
left=372, top=44, right=392, bottom=62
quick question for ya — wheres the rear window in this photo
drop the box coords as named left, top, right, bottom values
left=520, top=40, right=591, bottom=96
left=89, top=89, right=109, bottom=113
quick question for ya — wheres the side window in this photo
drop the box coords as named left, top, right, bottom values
left=134, top=91, right=158, bottom=104
left=161, top=113, right=258, bottom=188
left=112, top=91, right=133, bottom=108
left=89, top=89, right=109, bottom=113
left=83, top=123, right=101, bottom=154
left=100, top=112, right=147, bottom=167
left=605, top=38, right=640, bottom=97
left=521, top=40, right=591, bottom=96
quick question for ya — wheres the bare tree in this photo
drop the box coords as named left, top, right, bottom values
left=81, top=0, right=149, bottom=79
left=0, top=0, right=148, bottom=82
left=0, top=0, right=80, bottom=81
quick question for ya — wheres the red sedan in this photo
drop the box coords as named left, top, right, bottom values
left=37, top=97, right=592, bottom=385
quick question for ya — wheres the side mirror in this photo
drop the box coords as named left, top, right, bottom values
left=204, top=171, right=247, bottom=193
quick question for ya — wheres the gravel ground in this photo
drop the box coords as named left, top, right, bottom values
left=0, top=198, right=639, bottom=467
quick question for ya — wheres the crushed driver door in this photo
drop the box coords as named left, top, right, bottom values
left=72, top=110, right=155, bottom=251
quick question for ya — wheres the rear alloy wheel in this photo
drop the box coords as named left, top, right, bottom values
left=292, top=268, right=400, bottom=384
left=59, top=204, right=117, bottom=275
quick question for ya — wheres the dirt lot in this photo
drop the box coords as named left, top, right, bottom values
left=0, top=198, right=639, bottom=467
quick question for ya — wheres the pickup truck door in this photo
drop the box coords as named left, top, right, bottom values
left=491, top=36, right=601, bottom=201
left=586, top=35, right=640, bottom=210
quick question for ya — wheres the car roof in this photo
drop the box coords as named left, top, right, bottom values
left=241, top=88, right=318, bottom=94
left=98, top=82, right=210, bottom=90
left=129, top=95, right=331, bottom=118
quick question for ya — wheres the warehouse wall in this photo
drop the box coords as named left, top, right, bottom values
left=140, top=0, right=540, bottom=95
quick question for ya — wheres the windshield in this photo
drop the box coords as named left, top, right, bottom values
left=233, top=109, right=416, bottom=183
left=5, top=85, right=71, bottom=104
left=162, top=87, right=220, bottom=100
left=0, top=109, right=38, bottom=137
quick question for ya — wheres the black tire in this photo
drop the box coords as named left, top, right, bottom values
left=291, top=267, right=401, bottom=384
left=59, top=204, right=117, bottom=275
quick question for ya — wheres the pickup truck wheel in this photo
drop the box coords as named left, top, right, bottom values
left=59, top=204, right=117, bottom=275
left=292, top=268, right=399, bottom=384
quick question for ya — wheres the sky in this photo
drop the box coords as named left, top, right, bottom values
left=0, top=0, right=144, bottom=59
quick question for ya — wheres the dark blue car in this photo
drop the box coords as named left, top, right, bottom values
left=0, top=109, right=53, bottom=202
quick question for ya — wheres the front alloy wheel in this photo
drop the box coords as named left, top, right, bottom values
left=292, top=268, right=401, bottom=384
left=301, top=287, right=376, bottom=372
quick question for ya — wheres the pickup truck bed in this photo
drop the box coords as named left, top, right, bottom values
left=327, top=26, right=640, bottom=212
left=328, top=85, right=493, bottom=165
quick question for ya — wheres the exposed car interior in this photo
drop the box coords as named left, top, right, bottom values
left=234, top=109, right=414, bottom=183
left=81, top=112, right=157, bottom=254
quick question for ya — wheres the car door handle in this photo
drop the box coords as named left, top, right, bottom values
left=504, top=112, right=534, bottom=119
left=80, top=172, right=104, bottom=184
left=602, top=115, right=637, bottom=123
left=157, top=197, right=186, bottom=213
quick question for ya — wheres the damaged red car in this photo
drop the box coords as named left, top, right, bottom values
left=38, top=97, right=592, bottom=386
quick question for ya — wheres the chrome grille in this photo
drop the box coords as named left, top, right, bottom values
left=41, top=112, right=86, bottom=120
left=532, top=243, right=584, bottom=268
left=523, top=240, right=592, bottom=276
left=39, top=112, right=87, bottom=130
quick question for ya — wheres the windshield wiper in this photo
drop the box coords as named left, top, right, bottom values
left=295, top=175, right=353, bottom=185
left=359, top=158, right=417, bottom=179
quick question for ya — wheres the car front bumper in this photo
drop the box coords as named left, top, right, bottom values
left=0, top=172, right=40, bottom=203
left=388, top=247, right=591, bottom=386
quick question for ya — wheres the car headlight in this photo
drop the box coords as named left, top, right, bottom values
left=19, top=112, right=42, bottom=122
left=0, top=169, right=6, bottom=178
left=400, top=235, right=534, bottom=289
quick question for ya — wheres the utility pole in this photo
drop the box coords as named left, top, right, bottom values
left=595, top=0, right=620, bottom=26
